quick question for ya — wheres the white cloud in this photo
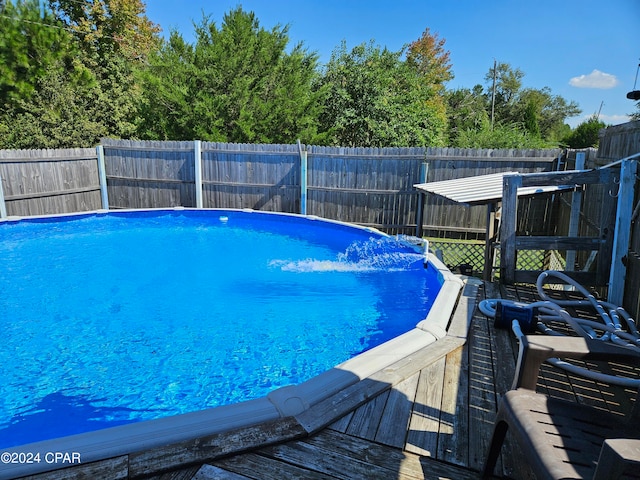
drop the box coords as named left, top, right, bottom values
left=569, top=69, right=619, bottom=89
left=566, top=113, right=630, bottom=128
left=598, top=113, right=631, bottom=125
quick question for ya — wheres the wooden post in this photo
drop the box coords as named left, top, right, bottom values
left=300, top=150, right=308, bottom=215
left=298, top=140, right=307, bottom=215
left=565, top=152, right=585, bottom=272
left=194, top=140, right=203, bottom=208
left=415, top=162, right=429, bottom=237
left=608, top=159, right=637, bottom=305
left=483, top=202, right=496, bottom=281
left=501, top=173, right=521, bottom=284
left=0, top=170, right=6, bottom=219
left=420, top=161, right=429, bottom=184
left=416, top=192, right=425, bottom=237
left=96, top=145, right=109, bottom=210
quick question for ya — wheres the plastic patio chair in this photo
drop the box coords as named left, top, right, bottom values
left=482, top=328, right=640, bottom=480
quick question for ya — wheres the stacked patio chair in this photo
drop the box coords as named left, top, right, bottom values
left=482, top=331, right=640, bottom=479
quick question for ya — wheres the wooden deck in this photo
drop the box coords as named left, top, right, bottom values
left=25, top=279, right=638, bottom=480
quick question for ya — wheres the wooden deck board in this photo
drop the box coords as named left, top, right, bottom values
left=326, top=409, right=352, bottom=433
left=158, top=465, right=209, bottom=480
left=467, top=314, right=500, bottom=471
left=483, top=282, right=534, bottom=479
left=405, top=356, right=446, bottom=457
left=436, top=346, right=469, bottom=467
left=256, top=434, right=415, bottom=480
left=193, top=464, right=254, bottom=479
left=205, top=452, right=337, bottom=479
left=259, top=429, right=477, bottom=480
left=303, top=429, right=427, bottom=479
left=344, top=390, right=389, bottom=439
left=373, top=372, right=420, bottom=448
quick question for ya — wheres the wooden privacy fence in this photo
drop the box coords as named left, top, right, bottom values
left=0, top=141, right=561, bottom=236
left=103, top=140, right=197, bottom=209
left=597, top=120, right=640, bottom=165
left=96, top=139, right=561, bottom=235
left=0, top=148, right=105, bottom=217
left=596, top=121, right=640, bottom=317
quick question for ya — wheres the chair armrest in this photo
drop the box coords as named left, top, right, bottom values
left=593, top=439, right=640, bottom=480
left=513, top=334, right=640, bottom=390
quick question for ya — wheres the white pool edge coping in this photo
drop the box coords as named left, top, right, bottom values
left=0, top=209, right=467, bottom=479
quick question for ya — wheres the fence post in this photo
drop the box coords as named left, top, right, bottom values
left=500, top=173, right=521, bottom=284
left=96, top=145, right=109, bottom=210
left=608, top=158, right=636, bottom=305
left=0, top=170, right=6, bottom=219
left=415, top=162, right=429, bottom=237
left=194, top=140, right=203, bottom=208
left=298, top=140, right=307, bottom=215
left=565, top=151, right=585, bottom=272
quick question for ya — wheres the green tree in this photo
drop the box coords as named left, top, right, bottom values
left=630, top=101, right=640, bottom=121
left=446, top=86, right=489, bottom=144
left=405, top=27, right=452, bottom=145
left=0, top=0, right=77, bottom=104
left=135, top=32, right=195, bottom=140
left=317, top=41, right=447, bottom=147
left=458, top=61, right=582, bottom=147
left=138, top=8, right=324, bottom=143
left=523, top=100, right=540, bottom=137
left=456, top=120, right=550, bottom=149
left=517, top=87, right=580, bottom=141
left=562, top=115, right=606, bottom=148
left=485, top=62, right=524, bottom=125
left=48, top=0, right=160, bottom=64
left=0, top=0, right=161, bottom=147
left=0, top=61, right=107, bottom=148
left=47, top=0, right=161, bottom=139
left=0, top=0, right=104, bottom=148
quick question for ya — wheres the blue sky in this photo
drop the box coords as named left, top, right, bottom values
left=145, top=0, right=640, bottom=128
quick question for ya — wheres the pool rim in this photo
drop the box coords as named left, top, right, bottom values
left=0, top=207, right=464, bottom=479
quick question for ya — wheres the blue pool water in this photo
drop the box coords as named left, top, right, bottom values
left=0, top=209, right=442, bottom=448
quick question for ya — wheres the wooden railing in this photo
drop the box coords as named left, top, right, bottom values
left=499, top=161, right=637, bottom=306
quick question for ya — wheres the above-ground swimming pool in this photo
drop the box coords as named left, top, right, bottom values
left=0, top=208, right=452, bottom=453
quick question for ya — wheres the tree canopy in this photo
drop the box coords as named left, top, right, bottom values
left=405, top=28, right=453, bottom=90
left=631, top=101, right=640, bottom=121
left=0, top=0, right=163, bottom=147
left=0, top=2, right=589, bottom=149
left=316, top=39, right=448, bottom=147
left=48, top=0, right=161, bottom=64
left=562, top=115, right=606, bottom=148
left=0, top=0, right=77, bottom=104
left=445, top=62, right=582, bottom=148
left=137, top=8, right=324, bottom=143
